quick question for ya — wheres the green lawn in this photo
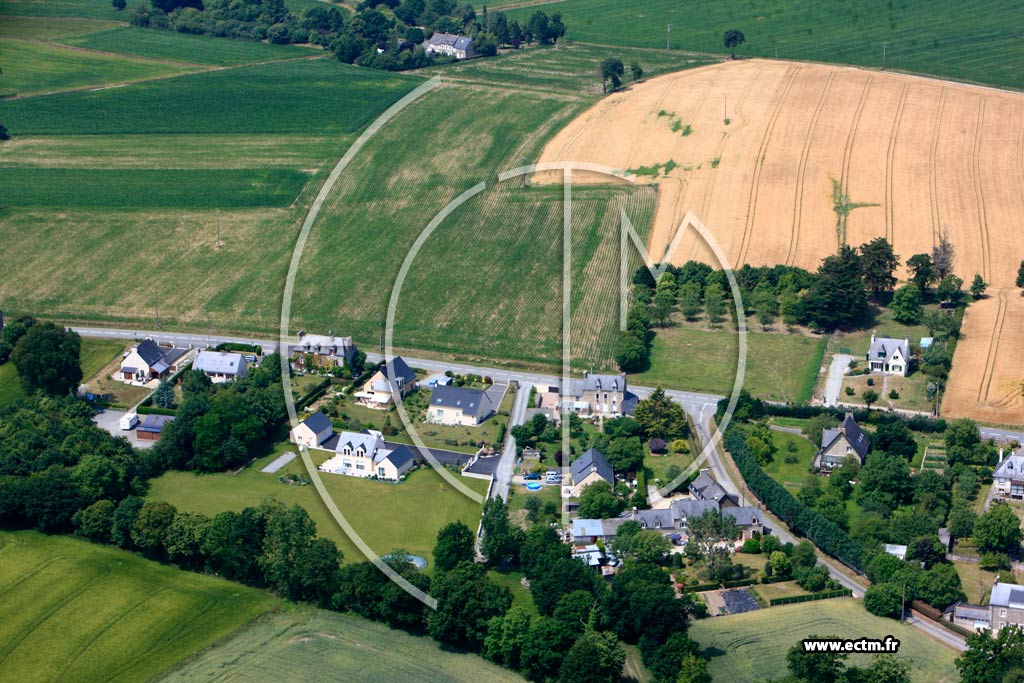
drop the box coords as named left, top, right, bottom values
left=0, top=361, right=24, bottom=405
left=0, top=530, right=276, bottom=683
left=633, top=327, right=827, bottom=402
left=0, top=38, right=198, bottom=98
left=488, top=570, right=537, bottom=616
left=761, top=431, right=817, bottom=491
left=146, top=446, right=490, bottom=568
left=158, top=608, right=526, bottom=683
left=689, top=598, right=959, bottom=683
left=835, top=306, right=933, bottom=358
left=63, top=26, right=318, bottom=65
left=505, top=0, right=1024, bottom=91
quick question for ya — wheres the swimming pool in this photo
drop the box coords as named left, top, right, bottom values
left=525, top=482, right=542, bottom=491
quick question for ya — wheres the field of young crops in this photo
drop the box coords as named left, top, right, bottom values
left=0, top=16, right=119, bottom=40
left=0, top=59, right=421, bottom=135
left=505, top=0, right=1024, bottom=90
left=0, top=0, right=135, bottom=19
left=0, top=530, right=276, bottom=683
left=63, top=26, right=318, bottom=66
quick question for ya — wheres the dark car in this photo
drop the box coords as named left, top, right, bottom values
left=523, top=473, right=541, bottom=481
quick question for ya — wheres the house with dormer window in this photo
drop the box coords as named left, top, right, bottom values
left=867, top=333, right=910, bottom=376
left=318, top=429, right=415, bottom=481
left=813, top=412, right=870, bottom=470
left=994, top=451, right=1024, bottom=500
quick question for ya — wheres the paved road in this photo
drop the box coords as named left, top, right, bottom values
left=823, top=354, right=852, bottom=407
left=904, top=612, right=968, bottom=651
left=980, top=426, right=1024, bottom=444
left=493, top=382, right=532, bottom=501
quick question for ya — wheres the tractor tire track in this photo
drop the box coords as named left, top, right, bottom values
left=885, top=84, right=910, bottom=243
left=928, top=88, right=948, bottom=247
left=971, top=97, right=992, bottom=282
left=787, top=71, right=835, bottom=267
left=738, top=66, right=798, bottom=266
left=978, top=289, right=1007, bottom=404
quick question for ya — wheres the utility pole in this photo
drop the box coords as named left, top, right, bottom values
left=724, top=95, right=728, bottom=124
left=666, top=24, right=671, bottom=50
left=882, top=41, right=888, bottom=70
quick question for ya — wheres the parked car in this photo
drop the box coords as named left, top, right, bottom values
left=523, top=473, right=541, bottom=481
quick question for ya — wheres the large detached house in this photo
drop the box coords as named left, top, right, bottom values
left=689, top=469, right=736, bottom=506
left=993, top=451, right=1024, bottom=500
left=423, top=32, right=476, bottom=59
left=120, top=339, right=189, bottom=382
left=291, top=410, right=334, bottom=449
left=569, top=448, right=615, bottom=497
left=428, top=385, right=495, bottom=426
left=193, top=350, right=247, bottom=383
left=291, top=332, right=356, bottom=370
left=572, top=497, right=765, bottom=547
left=867, top=333, right=910, bottom=376
left=813, top=413, right=870, bottom=470
left=355, top=356, right=417, bottom=409
left=319, top=430, right=415, bottom=481
left=950, top=582, right=1024, bottom=635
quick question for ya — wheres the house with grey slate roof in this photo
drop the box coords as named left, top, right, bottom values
left=355, top=356, right=417, bottom=409
left=867, top=333, right=910, bottom=376
left=571, top=498, right=765, bottom=547
left=993, top=450, right=1024, bottom=500
left=560, top=372, right=632, bottom=418
left=291, top=410, right=334, bottom=449
left=193, top=350, right=247, bottom=383
left=689, top=469, right=736, bottom=506
left=570, top=448, right=615, bottom=497
left=120, top=339, right=189, bottom=382
left=318, top=428, right=415, bottom=481
left=290, top=332, right=356, bottom=370
left=813, top=412, right=870, bottom=470
left=423, top=32, right=476, bottom=59
left=949, top=581, right=1024, bottom=635
left=428, top=385, right=495, bottom=426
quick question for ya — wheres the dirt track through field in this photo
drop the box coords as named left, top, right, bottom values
left=536, top=59, right=1024, bottom=422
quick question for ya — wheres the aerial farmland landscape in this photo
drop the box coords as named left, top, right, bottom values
left=1, top=1, right=1023, bottom=682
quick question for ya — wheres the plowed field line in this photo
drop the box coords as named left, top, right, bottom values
left=1017, top=104, right=1024, bottom=230
left=971, top=97, right=992, bottom=282
left=978, top=289, right=1007, bottom=404
left=928, top=87, right=948, bottom=247
left=885, top=84, right=910, bottom=242
left=788, top=71, right=835, bottom=266
left=738, top=66, right=798, bottom=266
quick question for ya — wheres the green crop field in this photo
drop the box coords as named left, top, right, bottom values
left=689, top=599, right=959, bottom=683
left=0, top=167, right=311, bottom=208
left=632, top=327, right=827, bottom=402
left=63, top=26, right=318, bottom=65
left=146, top=447, right=490, bottom=567
left=0, top=38, right=197, bottom=97
left=159, top=609, right=526, bottom=683
left=504, top=0, right=1024, bottom=91
left=0, top=0, right=137, bottom=19
left=0, top=16, right=120, bottom=39
left=0, top=58, right=421, bottom=135
left=0, top=530, right=276, bottom=683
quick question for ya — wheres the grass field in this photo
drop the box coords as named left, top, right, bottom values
left=0, top=0, right=134, bottom=19
left=0, top=38, right=197, bottom=97
left=688, top=598, right=959, bottom=683
left=159, top=608, right=526, bottom=683
left=761, top=430, right=816, bottom=491
left=632, top=326, right=826, bottom=401
left=0, top=16, right=120, bottom=39
left=146, top=447, right=490, bottom=567
left=504, top=0, right=1024, bottom=90
left=0, top=530, right=276, bottom=683
left=63, top=26, right=318, bottom=65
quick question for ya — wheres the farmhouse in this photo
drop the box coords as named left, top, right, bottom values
left=291, top=332, right=356, bottom=370
left=993, top=451, right=1024, bottom=500
left=136, top=414, right=174, bottom=441
left=689, top=469, right=736, bottom=506
left=290, top=410, right=334, bottom=449
left=949, top=582, right=1024, bottom=635
left=318, top=429, right=415, bottom=480
left=538, top=372, right=634, bottom=419
left=422, top=32, right=476, bottom=59
left=120, top=339, right=189, bottom=382
left=193, top=350, right=247, bottom=383
left=569, top=448, right=615, bottom=497
left=867, top=333, right=910, bottom=376
left=812, top=413, right=870, bottom=470
left=428, top=385, right=495, bottom=426
left=572, top=498, right=765, bottom=546
left=355, top=356, right=417, bottom=409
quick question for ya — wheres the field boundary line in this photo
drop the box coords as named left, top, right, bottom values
left=738, top=66, right=798, bottom=265
left=787, top=70, right=835, bottom=266
left=928, top=87, right=948, bottom=247
left=885, top=83, right=910, bottom=242
left=971, top=97, right=992, bottom=281
left=1018, top=103, right=1024, bottom=221
left=978, top=289, right=1007, bottom=404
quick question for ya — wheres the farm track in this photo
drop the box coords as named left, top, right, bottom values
left=738, top=66, right=799, bottom=266
left=977, top=288, right=1007, bottom=404
left=1018, top=104, right=1024, bottom=216
left=884, top=84, right=910, bottom=242
left=971, top=97, right=992, bottom=281
left=928, top=87, right=948, bottom=247
left=787, top=71, right=835, bottom=266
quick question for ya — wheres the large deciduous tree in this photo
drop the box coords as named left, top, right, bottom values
left=723, top=28, right=745, bottom=58
left=890, top=283, right=923, bottom=324
left=11, top=322, right=82, bottom=395
left=433, top=521, right=476, bottom=572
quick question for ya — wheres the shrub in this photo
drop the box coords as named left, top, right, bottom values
left=784, top=453, right=799, bottom=464
left=845, top=386, right=855, bottom=396
left=980, top=552, right=1011, bottom=571
left=866, top=377, right=875, bottom=386
left=740, top=538, right=762, bottom=554
left=889, top=390, right=900, bottom=400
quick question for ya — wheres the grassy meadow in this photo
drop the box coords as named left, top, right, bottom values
left=0, top=530, right=276, bottom=683
left=146, top=445, right=490, bottom=567
left=0, top=16, right=120, bottom=40
left=504, top=0, right=1024, bottom=90
left=159, top=609, right=526, bottom=683
left=689, top=598, right=959, bottom=683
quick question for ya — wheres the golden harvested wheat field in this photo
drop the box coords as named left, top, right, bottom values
left=537, top=59, right=1024, bottom=423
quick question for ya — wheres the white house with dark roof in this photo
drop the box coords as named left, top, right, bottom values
left=813, top=413, right=870, bottom=470
left=993, top=451, right=1024, bottom=500
left=193, top=350, right=247, bottom=383
left=120, top=339, right=189, bottom=382
left=318, top=429, right=415, bottom=480
left=290, top=410, right=334, bottom=449
left=867, top=333, right=910, bottom=376
left=569, top=448, right=615, bottom=497
left=355, top=356, right=417, bottom=409
left=290, top=332, right=356, bottom=370
left=423, top=32, right=476, bottom=59
left=428, top=385, right=495, bottom=426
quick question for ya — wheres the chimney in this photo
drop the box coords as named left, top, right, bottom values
left=999, top=448, right=1004, bottom=463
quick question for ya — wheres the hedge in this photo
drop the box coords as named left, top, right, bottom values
left=720, top=396, right=946, bottom=433
left=295, top=378, right=331, bottom=411
left=722, top=578, right=758, bottom=588
left=137, top=405, right=177, bottom=416
left=725, top=427, right=864, bottom=570
left=215, top=342, right=261, bottom=354
left=680, top=582, right=720, bottom=593
left=770, top=588, right=852, bottom=606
